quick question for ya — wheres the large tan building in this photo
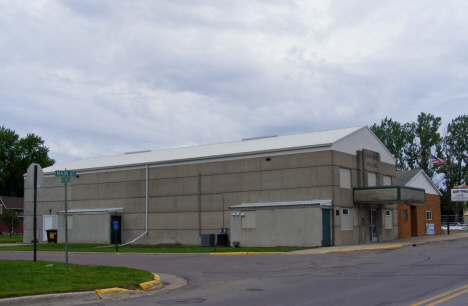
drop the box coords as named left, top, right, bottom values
left=24, top=126, right=421, bottom=247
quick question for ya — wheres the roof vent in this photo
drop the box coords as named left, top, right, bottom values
left=124, top=150, right=151, bottom=155
left=242, top=135, right=278, bottom=141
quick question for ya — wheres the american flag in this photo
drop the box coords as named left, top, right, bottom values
left=431, top=155, right=446, bottom=165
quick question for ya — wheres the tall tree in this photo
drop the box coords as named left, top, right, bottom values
left=371, top=113, right=442, bottom=177
left=0, top=126, right=55, bottom=197
left=440, top=115, right=468, bottom=218
left=412, top=113, right=443, bottom=178
left=370, top=117, right=407, bottom=170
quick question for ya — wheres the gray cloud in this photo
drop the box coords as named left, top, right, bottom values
left=1, top=0, right=467, bottom=164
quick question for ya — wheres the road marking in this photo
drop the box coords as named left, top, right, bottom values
left=410, top=284, right=468, bottom=306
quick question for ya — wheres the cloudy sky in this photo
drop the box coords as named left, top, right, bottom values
left=1, top=1, right=467, bottom=165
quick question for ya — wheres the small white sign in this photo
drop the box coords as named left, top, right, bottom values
left=452, top=188, right=468, bottom=202
left=426, top=224, right=435, bottom=235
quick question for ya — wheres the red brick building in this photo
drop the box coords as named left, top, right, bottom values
left=396, top=169, right=442, bottom=238
left=0, top=196, right=24, bottom=234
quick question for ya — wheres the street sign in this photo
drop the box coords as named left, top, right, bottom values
left=27, top=163, right=44, bottom=188
left=113, top=220, right=119, bottom=230
left=55, top=170, right=77, bottom=177
left=61, top=177, right=71, bottom=184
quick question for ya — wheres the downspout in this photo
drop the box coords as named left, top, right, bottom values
left=198, top=173, right=201, bottom=238
left=122, top=164, right=149, bottom=245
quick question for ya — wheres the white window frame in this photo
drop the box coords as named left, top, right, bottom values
left=426, top=211, right=433, bottom=221
left=342, top=208, right=349, bottom=215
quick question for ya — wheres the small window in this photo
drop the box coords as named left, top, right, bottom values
left=336, top=210, right=340, bottom=216
left=403, top=210, right=408, bottom=221
left=342, top=209, right=349, bottom=215
left=426, top=211, right=433, bottom=221
left=383, top=175, right=392, bottom=186
left=367, top=172, right=377, bottom=187
left=340, top=168, right=352, bottom=189
left=385, top=210, right=391, bottom=216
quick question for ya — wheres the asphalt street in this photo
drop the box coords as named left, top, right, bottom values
left=2, top=236, right=468, bottom=305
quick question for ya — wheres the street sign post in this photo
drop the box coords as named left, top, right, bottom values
left=55, top=169, right=77, bottom=270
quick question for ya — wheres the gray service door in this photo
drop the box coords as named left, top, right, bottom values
left=322, top=209, right=331, bottom=246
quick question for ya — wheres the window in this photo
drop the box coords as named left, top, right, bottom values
left=403, top=210, right=408, bottom=221
left=383, top=175, right=392, bottom=186
left=426, top=211, right=433, bottom=221
left=336, top=210, right=340, bottom=216
left=339, top=168, right=352, bottom=189
left=367, top=172, right=377, bottom=187
left=385, top=210, right=391, bottom=216
left=342, top=209, right=349, bottom=215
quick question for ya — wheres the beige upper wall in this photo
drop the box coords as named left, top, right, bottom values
left=333, top=127, right=395, bottom=164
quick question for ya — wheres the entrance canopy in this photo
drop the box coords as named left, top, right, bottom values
left=353, top=186, right=425, bottom=203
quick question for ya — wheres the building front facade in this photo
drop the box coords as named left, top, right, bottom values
left=23, top=126, right=401, bottom=247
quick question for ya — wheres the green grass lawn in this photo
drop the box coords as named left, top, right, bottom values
left=0, top=234, right=23, bottom=244
left=0, top=242, right=312, bottom=253
left=0, top=260, right=154, bottom=298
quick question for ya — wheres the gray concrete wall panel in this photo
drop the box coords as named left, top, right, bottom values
left=98, top=181, right=144, bottom=199
left=150, top=164, right=199, bottom=180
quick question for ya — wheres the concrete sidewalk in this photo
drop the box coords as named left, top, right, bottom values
left=291, top=231, right=468, bottom=255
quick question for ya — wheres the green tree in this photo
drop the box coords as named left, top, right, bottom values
left=440, top=115, right=468, bottom=219
left=0, top=126, right=55, bottom=197
left=371, top=113, right=442, bottom=177
left=0, top=209, right=20, bottom=238
left=370, top=117, right=407, bottom=170
left=410, top=113, right=443, bottom=178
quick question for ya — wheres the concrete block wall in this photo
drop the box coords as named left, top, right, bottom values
left=23, top=148, right=397, bottom=246
left=24, top=150, right=338, bottom=245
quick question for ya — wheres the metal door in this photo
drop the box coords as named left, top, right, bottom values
left=322, top=209, right=331, bottom=246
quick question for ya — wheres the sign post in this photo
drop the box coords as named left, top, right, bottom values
left=27, top=163, right=44, bottom=262
left=55, top=170, right=77, bottom=270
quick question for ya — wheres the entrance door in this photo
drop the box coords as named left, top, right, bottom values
left=370, top=209, right=378, bottom=242
left=43, top=215, right=57, bottom=241
left=322, top=209, right=331, bottom=246
left=110, top=215, right=122, bottom=244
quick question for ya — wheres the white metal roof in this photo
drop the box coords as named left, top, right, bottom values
left=43, top=126, right=391, bottom=174
left=230, top=200, right=332, bottom=209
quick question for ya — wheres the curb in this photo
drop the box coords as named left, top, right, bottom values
left=95, top=273, right=163, bottom=297
left=210, top=252, right=287, bottom=255
left=320, top=244, right=403, bottom=254
left=0, top=273, right=163, bottom=305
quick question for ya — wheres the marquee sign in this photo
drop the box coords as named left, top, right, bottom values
left=452, top=187, right=468, bottom=202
